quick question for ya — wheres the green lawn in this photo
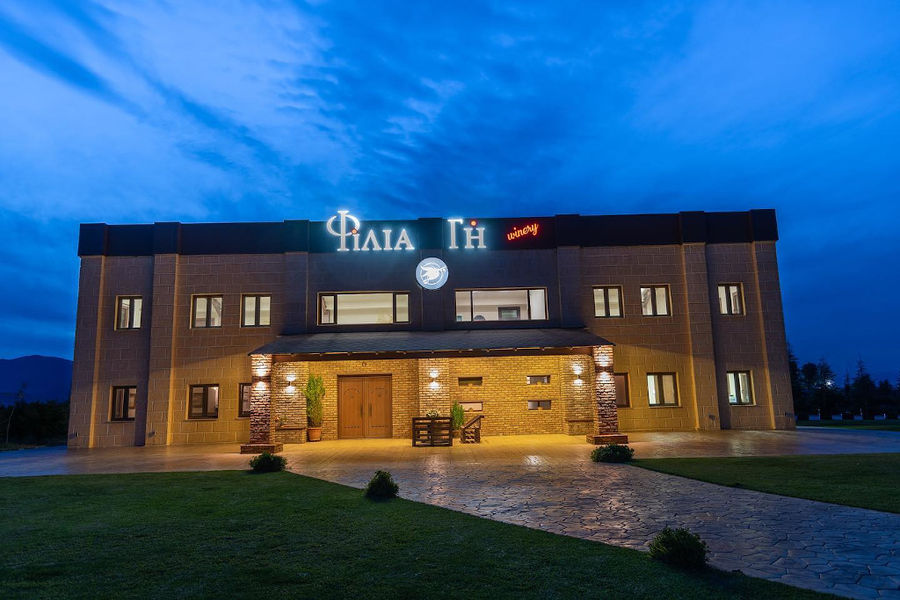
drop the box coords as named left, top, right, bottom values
left=635, top=453, right=900, bottom=513
left=797, top=419, right=900, bottom=431
left=0, top=471, right=832, bottom=600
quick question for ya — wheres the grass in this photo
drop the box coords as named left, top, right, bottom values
left=635, top=453, right=900, bottom=513
left=797, top=419, right=900, bottom=431
left=0, top=471, right=832, bottom=600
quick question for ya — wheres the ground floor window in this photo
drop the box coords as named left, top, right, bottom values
left=458, top=377, right=483, bottom=386
left=647, top=373, right=678, bottom=406
left=110, top=386, right=136, bottom=421
left=526, top=375, right=551, bottom=385
left=614, top=373, right=629, bottom=407
left=455, top=288, right=547, bottom=322
left=189, top=384, right=219, bottom=419
left=459, top=402, right=483, bottom=412
left=319, top=292, right=409, bottom=325
left=727, top=371, right=753, bottom=405
left=527, top=400, right=552, bottom=410
left=238, top=383, right=251, bottom=417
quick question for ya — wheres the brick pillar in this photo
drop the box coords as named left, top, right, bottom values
left=241, top=354, right=283, bottom=453
left=587, top=345, right=627, bottom=444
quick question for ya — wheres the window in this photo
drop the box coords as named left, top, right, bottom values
left=239, top=383, right=251, bottom=417
left=718, top=284, right=744, bottom=315
left=640, top=286, right=670, bottom=316
left=527, top=375, right=551, bottom=385
left=458, top=377, right=483, bottom=387
left=242, top=295, right=271, bottom=327
left=460, top=402, right=483, bottom=412
left=593, top=287, right=622, bottom=318
left=189, top=384, right=219, bottom=419
left=614, top=374, right=630, bottom=408
left=727, top=371, right=753, bottom=405
left=318, top=292, right=409, bottom=325
left=455, top=288, right=547, bottom=322
left=111, top=386, right=136, bottom=421
left=116, top=296, right=142, bottom=329
left=527, top=400, right=552, bottom=410
left=647, top=373, right=678, bottom=406
left=193, top=295, right=223, bottom=328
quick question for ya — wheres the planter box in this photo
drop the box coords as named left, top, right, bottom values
left=274, top=425, right=307, bottom=444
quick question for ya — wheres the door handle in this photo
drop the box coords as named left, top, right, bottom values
left=368, top=404, right=372, bottom=417
left=360, top=404, right=363, bottom=417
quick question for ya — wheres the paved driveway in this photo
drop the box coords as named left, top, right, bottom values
left=2, top=430, right=899, bottom=599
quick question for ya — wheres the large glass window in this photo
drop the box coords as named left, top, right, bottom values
left=455, top=288, right=547, bottom=322
left=640, top=286, right=670, bottom=316
left=318, top=292, right=410, bottom=325
left=242, top=295, right=271, bottom=327
left=189, top=384, right=219, bottom=419
left=726, top=371, right=753, bottom=405
left=593, top=287, right=622, bottom=318
left=647, top=373, right=678, bottom=406
left=192, top=295, right=223, bottom=328
left=116, top=297, right=142, bottom=329
left=111, top=386, right=136, bottom=421
left=718, top=284, right=743, bottom=315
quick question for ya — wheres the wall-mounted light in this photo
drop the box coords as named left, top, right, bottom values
left=572, top=364, right=583, bottom=376
left=573, top=378, right=583, bottom=387
left=285, top=374, right=296, bottom=383
left=429, top=380, right=439, bottom=391
left=285, top=385, right=296, bottom=394
left=429, top=369, right=439, bottom=379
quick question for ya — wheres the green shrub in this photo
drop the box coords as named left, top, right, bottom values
left=365, top=470, right=399, bottom=500
left=648, top=526, right=709, bottom=569
left=450, top=402, right=465, bottom=430
left=590, top=443, right=634, bottom=463
left=249, top=452, right=286, bottom=473
left=304, top=374, right=325, bottom=428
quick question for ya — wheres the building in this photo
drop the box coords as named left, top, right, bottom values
left=68, top=209, right=795, bottom=451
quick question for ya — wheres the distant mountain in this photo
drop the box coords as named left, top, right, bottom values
left=0, top=355, right=73, bottom=406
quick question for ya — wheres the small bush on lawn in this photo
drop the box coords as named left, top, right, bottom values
left=648, top=526, right=709, bottom=569
left=365, top=470, right=399, bottom=500
left=590, top=443, right=634, bottom=463
left=249, top=452, right=286, bottom=473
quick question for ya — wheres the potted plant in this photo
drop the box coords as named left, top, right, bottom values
left=304, top=374, right=325, bottom=442
left=450, top=402, right=465, bottom=438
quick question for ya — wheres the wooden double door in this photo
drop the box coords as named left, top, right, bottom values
left=338, top=375, right=392, bottom=439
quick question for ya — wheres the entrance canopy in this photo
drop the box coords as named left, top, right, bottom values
left=251, top=328, right=612, bottom=357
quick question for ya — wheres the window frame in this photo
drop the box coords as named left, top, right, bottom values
left=192, top=295, right=224, bottom=329
left=647, top=372, right=679, bottom=407
left=238, top=383, right=252, bottom=417
left=640, top=285, right=671, bottom=317
left=592, top=286, right=623, bottom=318
left=726, top=371, right=754, bottom=405
left=614, top=373, right=630, bottom=408
left=717, top=283, right=744, bottom=316
left=110, top=386, right=137, bottom=421
left=526, top=375, right=551, bottom=385
left=115, top=296, right=143, bottom=330
left=188, top=384, right=220, bottom=419
left=317, top=291, right=410, bottom=326
left=454, top=287, right=549, bottom=322
left=458, top=377, right=483, bottom=387
left=527, top=400, right=552, bottom=410
left=241, top=294, right=272, bottom=328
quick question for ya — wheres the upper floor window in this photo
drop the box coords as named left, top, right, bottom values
left=239, top=383, right=252, bottom=417
left=647, top=373, right=678, bottom=406
left=242, top=295, right=271, bottom=327
left=640, top=286, right=670, bottom=316
left=319, top=292, right=409, bottom=325
left=189, top=384, right=219, bottom=419
left=593, top=286, right=622, bottom=318
left=116, top=296, right=142, bottom=330
left=455, top=288, right=547, bottom=322
left=718, top=284, right=744, bottom=315
left=110, top=386, right=136, bottom=421
left=727, top=371, right=753, bottom=405
left=192, top=295, right=223, bottom=328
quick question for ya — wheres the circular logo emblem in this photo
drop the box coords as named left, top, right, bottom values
left=416, top=257, right=449, bottom=290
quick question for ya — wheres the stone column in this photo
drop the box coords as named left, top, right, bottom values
left=587, top=345, right=628, bottom=445
left=241, top=353, right=283, bottom=453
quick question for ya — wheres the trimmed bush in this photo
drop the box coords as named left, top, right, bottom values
left=648, top=526, right=709, bottom=569
left=249, top=452, right=287, bottom=473
left=365, top=470, right=399, bottom=500
left=590, top=443, right=635, bottom=463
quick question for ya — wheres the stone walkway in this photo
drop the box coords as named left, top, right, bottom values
left=2, top=430, right=900, bottom=598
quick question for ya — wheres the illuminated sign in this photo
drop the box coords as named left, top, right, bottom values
left=447, top=218, right=486, bottom=249
left=416, top=257, right=449, bottom=290
left=326, top=210, right=415, bottom=252
left=507, top=222, right=540, bottom=241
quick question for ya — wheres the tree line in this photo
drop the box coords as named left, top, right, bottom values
left=0, top=385, right=68, bottom=447
left=789, top=349, right=900, bottom=419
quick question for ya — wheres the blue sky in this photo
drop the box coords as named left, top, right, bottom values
left=1, top=1, right=898, bottom=380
